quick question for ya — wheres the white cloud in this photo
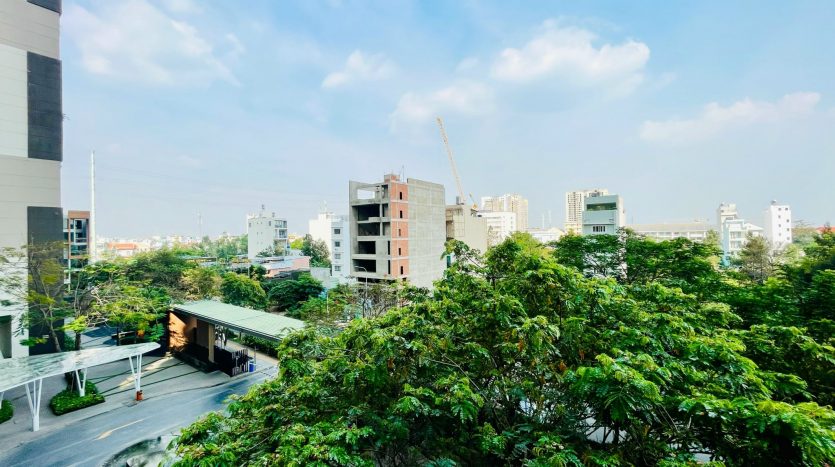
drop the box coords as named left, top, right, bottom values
left=322, top=50, right=396, bottom=88
left=640, top=92, right=821, bottom=143
left=491, top=20, right=649, bottom=92
left=64, top=0, right=239, bottom=86
left=390, top=81, right=494, bottom=132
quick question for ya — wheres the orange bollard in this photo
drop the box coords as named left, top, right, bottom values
left=136, top=390, right=143, bottom=401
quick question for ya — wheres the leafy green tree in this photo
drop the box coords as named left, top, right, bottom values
left=181, top=267, right=221, bottom=299
left=301, top=234, right=332, bottom=268
left=125, top=248, right=194, bottom=291
left=289, top=237, right=304, bottom=250
left=267, top=273, right=324, bottom=313
left=732, top=234, right=775, bottom=282
left=0, top=242, right=69, bottom=353
left=174, top=238, right=835, bottom=466
left=220, top=272, right=267, bottom=309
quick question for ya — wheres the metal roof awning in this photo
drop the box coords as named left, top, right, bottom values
left=0, top=343, right=159, bottom=432
left=172, top=301, right=305, bottom=342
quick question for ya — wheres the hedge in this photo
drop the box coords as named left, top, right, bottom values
left=0, top=399, right=12, bottom=424
left=49, top=381, right=105, bottom=416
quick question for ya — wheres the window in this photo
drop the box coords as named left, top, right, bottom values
left=586, top=202, right=617, bottom=212
left=398, top=228, right=402, bottom=236
left=334, top=266, right=341, bottom=272
left=400, top=265, right=404, bottom=275
left=592, top=225, right=606, bottom=233
left=335, top=253, right=341, bottom=260
left=399, top=210, right=403, bottom=218
left=334, top=241, right=341, bottom=247
left=333, top=228, right=341, bottom=235
left=399, top=192, right=403, bottom=200
left=398, top=247, right=402, bottom=255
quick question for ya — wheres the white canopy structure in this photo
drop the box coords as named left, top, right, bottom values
left=0, top=343, right=159, bottom=431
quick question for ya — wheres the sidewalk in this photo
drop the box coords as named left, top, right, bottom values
left=0, top=349, right=232, bottom=453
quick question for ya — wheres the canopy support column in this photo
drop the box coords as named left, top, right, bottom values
left=73, top=368, right=88, bottom=397
left=24, top=378, right=43, bottom=432
left=128, top=354, right=143, bottom=399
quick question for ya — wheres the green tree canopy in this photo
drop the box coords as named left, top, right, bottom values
left=267, top=273, right=324, bottom=314
left=175, top=238, right=835, bottom=466
left=301, top=234, right=332, bottom=268
left=220, top=272, right=267, bottom=310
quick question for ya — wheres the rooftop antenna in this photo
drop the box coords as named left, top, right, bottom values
left=89, top=150, right=97, bottom=263
left=198, top=211, right=203, bottom=239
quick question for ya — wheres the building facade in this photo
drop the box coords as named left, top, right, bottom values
left=64, top=210, right=89, bottom=284
left=717, top=202, right=764, bottom=263
left=526, top=227, right=565, bottom=244
left=480, top=193, right=529, bottom=232
left=247, top=206, right=288, bottom=260
left=446, top=204, right=491, bottom=252
left=477, top=211, right=517, bottom=245
left=330, top=215, right=351, bottom=282
left=308, top=208, right=338, bottom=255
left=349, top=174, right=446, bottom=289
left=0, top=0, right=64, bottom=359
left=582, top=194, right=625, bottom=235
left=631, top=222, right=712, bottom=242
left=565, top=188, right=608, bottom=233
left=763, top=201, right=792, bottom=250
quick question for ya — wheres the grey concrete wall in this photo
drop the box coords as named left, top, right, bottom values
left=407, top=179, right=446, bottom=288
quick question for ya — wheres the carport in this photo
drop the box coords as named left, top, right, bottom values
left=168, top=301, right=304, bottom=375
left=0, top=343, right=159, bottom=431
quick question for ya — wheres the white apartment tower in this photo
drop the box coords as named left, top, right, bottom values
left=0, top=0, right=64, bottom=358
left=308, top=207, right=338, bottom=255
left=330, top=215, right=351, bottom=282
left=566, top=189, right=608, bottom=234
left=763, top=201, right=792, bottom=250
left=247, top=206, right=288, bottom=260
left=480, top=194, right=529, bottom=232
left=717, top=202, right=764, bottom=263
left=582, top=194, right=625, bottom=235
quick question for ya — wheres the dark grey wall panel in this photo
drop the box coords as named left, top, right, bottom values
left=26, top=206, right=64, bottom=355
left=27, top=0, right=61, bottom=14
left=27, top=52, right=62, bottom=161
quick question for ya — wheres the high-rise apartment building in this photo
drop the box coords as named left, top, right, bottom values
left=349, top=174, right=445, bottom=289
left=565, top=189, right=608, bottom=233
left=477, top=211, right=517, bottom=245
left=247, top=206, right=288, bottom=260
left=480, top=193, right=529, bottom=232
left=0, top=0, right=64, bottom=358
left=763, top=201, right=792, bottom=250
left=582, top=194, right=625, bottom=235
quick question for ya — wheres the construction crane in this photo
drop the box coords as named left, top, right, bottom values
left=436, top=117, right=467, bottom=206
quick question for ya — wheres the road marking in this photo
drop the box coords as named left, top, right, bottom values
left=95, top=418, right=145, bottom=440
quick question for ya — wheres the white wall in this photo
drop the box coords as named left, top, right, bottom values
left=0, top=0, right=60, bottom=60
left=0, top=43, right=27, bottom=158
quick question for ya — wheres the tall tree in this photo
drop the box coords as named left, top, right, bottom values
left=0, top=242, right=69, bottom=353
left=220, top=272, right=267, bottom=309
left=301, top=234, right=332, bottom=268
left=733, top=234, right=775, bottom=282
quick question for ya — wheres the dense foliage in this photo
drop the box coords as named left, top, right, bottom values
left=0, top=399, right=12, bottom=424
left=220, top=272, right=267, bottom=309
left=267, top=273, right=324, bottom=314
left=302, top=234, right=332, bottom=268
left=49, top=382, right=105, bottom=416
left=175, top=232, right=835, bottom=466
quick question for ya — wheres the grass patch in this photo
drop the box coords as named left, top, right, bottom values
left=0, top=399, right=12, bottom=424
left=49, top=381, right=105, bottom=416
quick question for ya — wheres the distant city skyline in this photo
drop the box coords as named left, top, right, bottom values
left=58, top=0, right=835, bottom=237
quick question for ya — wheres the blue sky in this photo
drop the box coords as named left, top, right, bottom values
left=59, top=0, right=835, bottom=238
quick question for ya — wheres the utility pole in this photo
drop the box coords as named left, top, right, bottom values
left=89, top=150, right=97, bottom=264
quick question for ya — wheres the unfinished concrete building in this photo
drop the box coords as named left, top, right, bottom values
left=349, top=174, right=446, bottom=289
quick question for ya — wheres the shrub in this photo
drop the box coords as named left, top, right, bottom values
left=0, top=399, right=13, bottom=424
left=50, top=381, right=105, bottom=416
left=240, top=335, right=279, bottom=358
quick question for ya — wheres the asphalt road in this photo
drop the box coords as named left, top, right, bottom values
left=0, top=371, right=270, bottom=467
